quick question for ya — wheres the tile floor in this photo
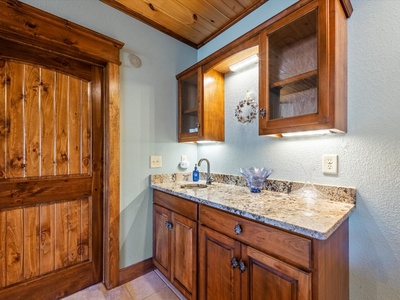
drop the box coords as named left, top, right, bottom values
left=63, top=270, right=185, bottom=300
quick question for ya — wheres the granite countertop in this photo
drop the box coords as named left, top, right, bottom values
left=150, top=173, right=356, bottom=240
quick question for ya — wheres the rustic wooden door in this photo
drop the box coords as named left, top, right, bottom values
left=0, top=58, right=103, bottom=299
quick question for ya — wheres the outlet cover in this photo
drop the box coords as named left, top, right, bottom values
left=322, top=154, right=338, bottom=175
left=150, top=155, right=162, bottom=168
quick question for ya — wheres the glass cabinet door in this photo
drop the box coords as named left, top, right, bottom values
left=268, top=10, right=318, bottom=120
left=178, top=68, right=200, bottom=141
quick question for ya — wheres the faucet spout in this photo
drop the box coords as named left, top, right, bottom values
left=198, top=158, right=214, bottom=185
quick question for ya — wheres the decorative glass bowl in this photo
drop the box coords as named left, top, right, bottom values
left=240, top=167, right=273, bottom=193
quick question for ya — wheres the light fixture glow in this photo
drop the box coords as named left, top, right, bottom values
left=280, top=129, right=343, bottom=138
left=196, top=141, right=219, bottom=144
left=229, top=54, right=259, bottom=72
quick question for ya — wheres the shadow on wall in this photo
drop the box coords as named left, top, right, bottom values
left=120, top=187, right=153, bottom=268
left=350, top=192, right=400, bottom=299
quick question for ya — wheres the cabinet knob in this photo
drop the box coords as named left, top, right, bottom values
left=234, top=224, right=242, bottom=235
left=231, top=257, right=239, bottom=269
left=259, top=108, right=266, bottom=118
left=165, top=221, right=173, bottom=230
left=239, top=259, right=246, bottom=273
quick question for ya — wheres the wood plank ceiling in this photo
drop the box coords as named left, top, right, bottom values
left=100, top=0, right=269, bottom=48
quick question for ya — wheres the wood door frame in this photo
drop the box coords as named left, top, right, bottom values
left=0, top=0, right=124, bottom=289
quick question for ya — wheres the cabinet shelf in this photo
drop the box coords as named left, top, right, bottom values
left=182, top=108, right=198, bottom=116
left=270, top=69, right=317, bottom=96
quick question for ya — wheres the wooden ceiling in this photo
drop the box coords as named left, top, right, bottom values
left=100, top=0, right=269, bottom=49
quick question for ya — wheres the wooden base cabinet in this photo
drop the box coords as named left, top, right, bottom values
left=199, top=205, right=349, bottom=300
left=199, top=225, right=311, bottom=300
left=153, top=192, right=349, bottom=300
left=153, top=191, right=198, bottom=299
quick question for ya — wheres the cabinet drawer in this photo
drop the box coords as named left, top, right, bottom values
left=199, top=205, right=311, bottom=269
left=154, top=190, right=198, bottom=220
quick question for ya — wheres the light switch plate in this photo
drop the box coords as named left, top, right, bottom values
left=322, top=154, right=338, bottom=175
left=150, top=155, right=162, bottom=168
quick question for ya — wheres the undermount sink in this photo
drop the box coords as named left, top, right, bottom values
left=180, top=183, right=208, bottom=189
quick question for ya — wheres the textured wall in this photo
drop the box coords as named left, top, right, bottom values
left=197, top=1, right=400, bottom=299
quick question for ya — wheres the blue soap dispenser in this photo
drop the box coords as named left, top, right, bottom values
left=192, top=164, right=199, bottom=182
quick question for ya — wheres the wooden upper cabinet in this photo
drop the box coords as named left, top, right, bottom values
left=177, top=66, right=224, bottom=143
left=258, top=0, right=351, bottom=136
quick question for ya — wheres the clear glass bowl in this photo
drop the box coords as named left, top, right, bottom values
left=240, top=167, right=273, bottom=193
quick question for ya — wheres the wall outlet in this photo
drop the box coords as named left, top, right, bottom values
left=150, top=155, right=162, bottom=168
left=322, top=154, right=338, bottom=175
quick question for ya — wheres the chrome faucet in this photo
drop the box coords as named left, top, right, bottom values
left=198, top=158, right=214, bottom=185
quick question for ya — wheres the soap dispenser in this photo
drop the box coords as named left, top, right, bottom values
left=192, top=164, right=199, bottom=182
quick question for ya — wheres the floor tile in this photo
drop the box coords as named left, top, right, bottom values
left=102, top=284, right=133, bottom=300
left=63, top=283, right=106, bottom=300
left=124, top=271, right=167, bottom=299
left=144, top=286, right=180, bottom=300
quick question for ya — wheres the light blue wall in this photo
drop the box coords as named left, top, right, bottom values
left=197, top=1, right=400, bottom=299
left=18, top=0, right=400, bottom=299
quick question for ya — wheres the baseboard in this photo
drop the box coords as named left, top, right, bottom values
left=119, top=258, right=155, bottom=285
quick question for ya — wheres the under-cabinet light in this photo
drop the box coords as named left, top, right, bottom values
left=196, top=141, right=220, bottom=144
left=279, top=129, right=344, bottom=138
left=229, top=54, right=259, bottom=72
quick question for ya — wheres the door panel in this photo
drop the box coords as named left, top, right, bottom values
left=242, top=246, right=312, bottom=300
left=0, top=59, right=102, bottom=299
left=198, top=225, right=241, bottom=300
left=171, top=212, right=197, bottom=299
left=153, top=204, right=171, bottom=278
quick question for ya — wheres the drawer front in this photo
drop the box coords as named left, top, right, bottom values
left=154, top=190, right=198, bottom=220
left=199, top=205, right=311, bottom=269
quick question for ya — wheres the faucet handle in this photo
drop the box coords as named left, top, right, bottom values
left=207, top=175, right=214, bottom=184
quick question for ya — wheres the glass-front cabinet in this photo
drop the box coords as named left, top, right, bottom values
left=259, top=0, right=349, bottom=136
left=178, top=66, right=224, bottom=143
left=178, top=68, right=201, bottom=142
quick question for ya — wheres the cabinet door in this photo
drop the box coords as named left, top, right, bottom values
left=259, top=0, right=344, bottom=135
left=153, top=204, right=171, bottom=278
left=171, top=212, right=197, bottom=299
left=178, top=67, right=202, bottom=142
left=242, top=246, right=311, bottom=300
left=198, top=226, right=241, bottom=300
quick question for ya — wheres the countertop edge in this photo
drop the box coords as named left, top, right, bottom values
left=151, top=183, right=355, bottom=240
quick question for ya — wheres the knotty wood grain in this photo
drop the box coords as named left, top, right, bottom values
left=0, top=0, right=123, bottom=65
left=0, top=210, right=6, bottom=287
left=0, top=176, right=92, bottom=209
left=81, top=81, right=91, bottom=175
left=40, top=68, right=56, bottom=177
left=0, top=0, right=123, bottom=293
left=6, top=209, right=23, bottom=286
left=80, top=198, right=90, bottom=261
left=24, top=64, right=41, bottom=177
left=68, top=77, right=81, bottom=175
left=55, top=201, right=69, bottom=269
left=6, top=61, right=25, bottom=178
left=40, top=203, right=55, bottom=275
left=0, top=60, right=6, bottom=179
left=23, top=206, right=40, bottom=280
left=68, top=200, right=81, bottom=265
left=55, top=73, right=69, bottom=176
